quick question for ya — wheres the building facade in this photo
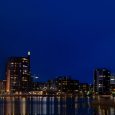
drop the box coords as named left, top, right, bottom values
left=94, top=68, right=111, bottom=95
left=0, top=80, right=6, bottom=94
left=54, top=76, right=79, bottom=94
left=6, top=52, right=31, bottom=94
left=79, top=83, right=89, bottom=92
left=110, top=75, right=115, bottom=92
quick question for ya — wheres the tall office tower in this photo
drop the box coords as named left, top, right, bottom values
left=6, top=51, right=31, bottom=94
left=94, top=68, right=111, bottom=95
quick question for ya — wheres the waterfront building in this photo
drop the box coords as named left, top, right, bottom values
left=110, top=75, right=115, bottom=92
left=94, top=68, right=111, bottom=95
left=46, top=80, right=57, bottom=94
left=6, top=51, right=32, bottom=94
left=54, top=76, right=79, bottom=94
left=32, top=82, right=40, bottom=91
left=79, top=83, right=89, bottom=92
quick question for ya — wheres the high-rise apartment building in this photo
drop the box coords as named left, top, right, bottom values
left=6, top=51, right=31, bottom=94
left=94, top=68, right=111, bottom=95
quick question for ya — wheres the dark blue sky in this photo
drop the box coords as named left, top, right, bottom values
left=0, top=0, right=115, bottom=83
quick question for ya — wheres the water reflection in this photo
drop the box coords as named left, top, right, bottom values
left=92, top=97, right=115, bottom=115
left=0, top=96, right=115, bottom=115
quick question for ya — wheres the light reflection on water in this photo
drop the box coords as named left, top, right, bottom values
left=0, top=96, right=115, bottom=115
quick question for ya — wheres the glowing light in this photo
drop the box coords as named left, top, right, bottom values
left=28, top=51, right=31, bottom=56
left=111, top=79, right=115, bottom=81
left=6, top=69, right=10, bottom=93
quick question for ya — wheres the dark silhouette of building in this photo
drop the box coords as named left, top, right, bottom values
left=6, top=51, right=32, bottom=94
left=110, top=75, right=115, bottom=92
left=0, top=80, right=6, bottom=94
left=54, top=76, right=79, bottom=94
left=94, top=68, right=111, bottom=95
left=79, top=83, right=89, bottom=92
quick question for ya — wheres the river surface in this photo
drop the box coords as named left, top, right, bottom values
left=0, top=96, right=114, bottom=115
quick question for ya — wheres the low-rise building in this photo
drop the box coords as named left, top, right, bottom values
left=54, top=76, right=79, bottom=94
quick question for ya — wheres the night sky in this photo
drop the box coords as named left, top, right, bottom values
left=0, top=0, right=115, bottom=83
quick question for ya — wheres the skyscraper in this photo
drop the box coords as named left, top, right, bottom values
left=6, top=51, right=31, bottom=94
left=94, top=68, right=111, bottom=95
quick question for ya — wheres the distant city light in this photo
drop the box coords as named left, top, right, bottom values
left=28, top=51, right=31, bottom=56
left=111, top=79, right=115, bottom=81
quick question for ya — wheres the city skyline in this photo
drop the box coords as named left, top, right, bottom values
left=0, top=51, right=115, bottom=83
left=1, top=0, right=115, bottom=83
left=0, top=52, right=115, bottom=96
left=1, top=0, right=115, bottom=115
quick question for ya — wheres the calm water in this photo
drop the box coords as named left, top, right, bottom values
left=0, top=96, right=114, bottom=115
